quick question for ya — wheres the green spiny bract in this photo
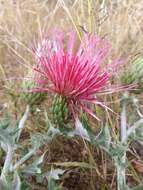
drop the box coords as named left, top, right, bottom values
left=52, top=95, right=71, bottom=128
left=121, top=57, right=143, bottom=94
left=21, top=79, right=46, bottom=106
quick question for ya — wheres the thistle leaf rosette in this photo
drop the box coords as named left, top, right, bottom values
left=34, top=31, right=112, bottom=125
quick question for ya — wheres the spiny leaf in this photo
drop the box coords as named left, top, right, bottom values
left=21, top=153, right=45, bottom=175
left=47, top=169, right=65, bottom=180
left=47, top=168, right=64, bottom=190
left=96, top=125, right=111, bottom=150
left=74, top=117, right=90, bottom=141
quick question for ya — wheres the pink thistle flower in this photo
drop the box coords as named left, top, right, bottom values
left=33, top=31, right=112, bottom=121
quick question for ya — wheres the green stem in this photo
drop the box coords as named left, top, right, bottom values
left=117, top=93, right=128, bottom=190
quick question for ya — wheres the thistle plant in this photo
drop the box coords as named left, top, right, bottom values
left=0, top=113, right=62, bottom=190
left=115, top=56, right=143, bottom=189
left=34, top=31, right=112, bottom=128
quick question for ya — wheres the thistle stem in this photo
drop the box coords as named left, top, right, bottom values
left=121, top=99, right=127, bottom=144
left=117, top=92, right=128, bottom=190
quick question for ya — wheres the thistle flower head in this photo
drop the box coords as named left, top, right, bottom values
left=34, top=31, right=111, bottom=121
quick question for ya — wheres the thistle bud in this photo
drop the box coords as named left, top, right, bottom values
left=52, top=95, right=70, bottom=127
left=121, top=57, right=143, bottom=94
left=21, top=77, right=46, bottom=106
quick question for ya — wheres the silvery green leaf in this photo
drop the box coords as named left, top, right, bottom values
left=31, top=133, right=50, bottom=149
left=48, top=179, right=63, bottom=190
left=31, top=126, right=60, bottom=150
left=33, top=153, right=45, bottom=165
left=0, top=178, right=9, bottom=190
left=0, top=128, right=14, bottom=146
left=44, top=110, right=52, bottom=129
left=127, top=119, right=143, bottom=141
left=47, top=169, right=65, bottom=190
left=0, top=116, right=10, bottom=130
left=47, top=169, right=65, bottom=180
left=47, top=126, right=61, bottom=139
left=48, top=178, right=56, bottom=190
left=22, top=153, right=45, bottom=175
left=48, top=178, right=63, bottom=190
left=132, top=185, right=143, bottom=190
left=73, top=117, right=90, bottom=141
left=0, top=172, right=21, bottom=190
left=0, top=115, right=18, bottom=146
left=96, top=125, right=111, bottom=150
left=121, top=185, right=131, bottom=190
left=20, top=182, right=29, bottom=190
left=109, top=143, right=127, bottom=158
left=12, top=172, right=21, bottom=190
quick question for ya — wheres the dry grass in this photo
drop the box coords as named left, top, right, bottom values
left=0, top=0, right=143, bottom=189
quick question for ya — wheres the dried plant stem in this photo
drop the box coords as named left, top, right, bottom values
left=87, top=0, right=93, bottom=33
